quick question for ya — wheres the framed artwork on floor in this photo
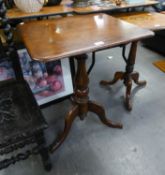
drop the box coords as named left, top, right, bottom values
left=17, top=49, right=73, bottom=105
left=18, top=49, right=73, bottom=105
left=0, top=49, right=73, bottom=105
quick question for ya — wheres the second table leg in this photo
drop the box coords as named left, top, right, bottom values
left=100, top=41, right=146, bottom=111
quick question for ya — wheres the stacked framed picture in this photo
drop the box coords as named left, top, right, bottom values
left=0, top=49, right=73, bottom=105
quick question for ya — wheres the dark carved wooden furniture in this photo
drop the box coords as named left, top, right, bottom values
left=0, top=0, right=51, bottom=171
left=17, top=13, right=153, bottom=152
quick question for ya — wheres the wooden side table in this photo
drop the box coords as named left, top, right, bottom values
left=100, top=11, right=165, bottom=110
left=17, top=14, right=153, bottom=152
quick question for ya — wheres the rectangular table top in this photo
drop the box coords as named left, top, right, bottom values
left=112, top=12, right=165, bottom=31
left=17, top=13, right=153, bottom=62
left=7, top=0, right=159, bottom=20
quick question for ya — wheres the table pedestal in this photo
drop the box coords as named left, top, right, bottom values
left=100, top=41, right=146, bottom=111
left=50, top=54, right=122, bottom=153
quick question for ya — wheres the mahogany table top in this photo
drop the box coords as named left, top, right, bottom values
left=17, top=13, right=153, bottom=62
left=113, top=12, right=165, bottom=31
left=7, top=0, right=159, bottom=19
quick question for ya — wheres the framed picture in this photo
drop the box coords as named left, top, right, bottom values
left=17, top=49, right=73, bottom=105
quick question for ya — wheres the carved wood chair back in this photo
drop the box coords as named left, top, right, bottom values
left=0, top=0, right=51, bottom=171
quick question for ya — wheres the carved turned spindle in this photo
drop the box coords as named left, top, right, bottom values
left=0, top=0, right=14, bottom=54
left=74, top=54, right=89, bottom=120
left=0, top=1, right=52, bottom=171
left=0, top=0, right=24, bottom=80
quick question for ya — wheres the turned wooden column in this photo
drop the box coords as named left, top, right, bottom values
left=50, top=54, right=122, bottom=153
left=73, top=54, right=89, bottom=119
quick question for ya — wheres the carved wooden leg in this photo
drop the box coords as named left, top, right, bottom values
left=36, top=132, right=52, bottom=171
left=50, top=105, right=78, bottom=153
left=50, top=54, right=122, bottom=153
left=131, top=71, right=147, bottom=86
left=73, top=54, right=121, bottom=128
left=88, top=101, right=122, bottom=128
left=100, top=42, right=146, bottom=111
left=122, top=42, right=137, bottom=111
left=100, top=71, right=124, bottom=85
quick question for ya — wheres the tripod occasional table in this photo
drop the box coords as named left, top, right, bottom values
left=17, top=14, right=153, bottom=152
left=105, top=11, right=165, bottom=110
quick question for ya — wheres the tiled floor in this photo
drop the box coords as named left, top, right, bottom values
left=2, top=43, right=165, bottom=175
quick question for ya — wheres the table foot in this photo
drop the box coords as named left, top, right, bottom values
left=88, top=101, right=123, bottom=128
left=100, top=71, right=124, bottom=85
left=49, top=105, right=79, bottom=153
left=125, top=95, right=132, bottom=111
left=50, top=100, right=123, bottom=153
left=131, top=71, right=147, bottom=86
left=125, top=71, right=146, bottom=110
left=100, top=71, right=145, bottom=111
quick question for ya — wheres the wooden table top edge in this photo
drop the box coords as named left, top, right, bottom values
left=26, top=35, right=154, bottom=62
left=23, top=36, right=153, bottom=62
left=17, top=13, right=154, bottom=62
left=112, top=11, right=165, bottom=31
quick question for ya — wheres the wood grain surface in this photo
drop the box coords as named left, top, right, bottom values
left=17, top=13, right=153, bottom=62
left=113, top=12, right=165, bottom=31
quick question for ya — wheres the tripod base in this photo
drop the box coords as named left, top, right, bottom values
left=100, top=42, right=146, bottom=111
left=50, top=54, right=123, bottom=153
left=50, top=100, right=122, bottom=153
left=100, top=71, right=146, bottom=111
